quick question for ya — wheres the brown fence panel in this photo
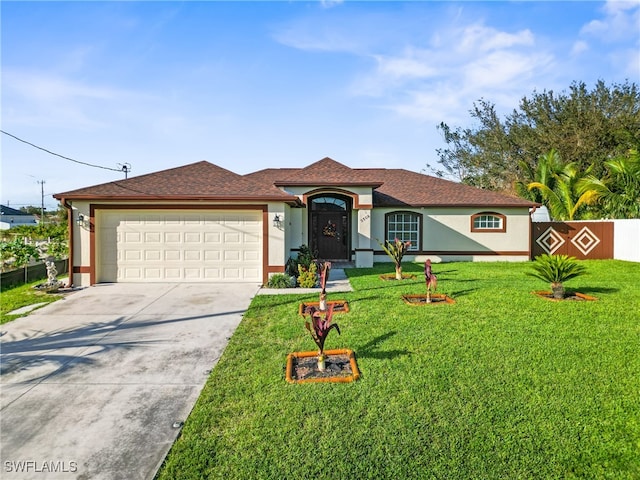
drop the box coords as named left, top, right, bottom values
left=532, top=222, right=614, bottom=259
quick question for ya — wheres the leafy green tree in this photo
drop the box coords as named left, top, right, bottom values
left=578, top=149, right=640, bottom=219
left=20, top=205, right=44, bottom=215
left=0, top=238, right=39, bottom=271
left=434, top=80, right=640, bottom=194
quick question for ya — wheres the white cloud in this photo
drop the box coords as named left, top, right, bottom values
left=2, top=69, right=145, bottom=129
left=373, top=49, right=440, bottom=79
left=349, top=20, right=555, bottom=123
left=581, top=0, right=640, bottom=43
left=320, top=0, right=344, bottom=9
left=457, top=24, right=535, bottom=53
left=578, top=0, right=640, bottom=78
left=571, top=40, right=590, bottom=56
left=464, top=50, right=553, bottom=89
left=5, top=69, right=122, bottom=103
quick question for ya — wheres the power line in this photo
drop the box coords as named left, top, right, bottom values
left=1, top=129, right=128, bottom=174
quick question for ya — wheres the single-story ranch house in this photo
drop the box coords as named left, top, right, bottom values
left=54, top=157, right=538, bottom=286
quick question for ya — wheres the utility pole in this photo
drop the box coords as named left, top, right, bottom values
left=37, top=180, right=45, bottom=224
left=118, top=163, right=131, bottom=179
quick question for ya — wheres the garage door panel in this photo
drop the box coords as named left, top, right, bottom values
left=145, top=232, right=161, bottom=242
left=145, top=250, right=161, bottom=261
left=185, top=232, right=201, bottom=243
left=244, top=251, right=259, bottom=261
left=124, top=250, right=142, bottom=261
left=164, top=250, right=181, bottom=261
left=164, top=232, right=181, bottom=243
left=204, top=268, right=221, bottom=279
left=98, top=210, right=262, bottom=283
left=205, top=232, right=221, bottom=243
left=244, top=233, right=260, bottom=244
left=204, top=250, right=221, bottom=261
left=164, top=268, right=181, bottom=279
left=224, top=232, right=241, bottom=243
left=184, top=250, right=201, bottom=261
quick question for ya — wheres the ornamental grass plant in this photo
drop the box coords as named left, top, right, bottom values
left=157, top=260, right=640, bottom=480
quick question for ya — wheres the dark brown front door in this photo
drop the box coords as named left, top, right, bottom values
left=310, top=195, right=350, bottom=260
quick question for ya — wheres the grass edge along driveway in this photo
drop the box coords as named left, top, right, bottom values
left=159, top=261, right=637, bottom=478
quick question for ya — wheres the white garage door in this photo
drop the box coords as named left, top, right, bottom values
left=97, top=210, right=262, bottom=283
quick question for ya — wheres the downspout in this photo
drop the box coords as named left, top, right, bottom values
left=528, top=205, right=538, bottom=261
left=61, top=198, right=74, bottom=287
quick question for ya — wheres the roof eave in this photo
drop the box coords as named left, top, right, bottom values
left=53, top=194, right=301, bottom=205
left=375, top=201, right=540, bottom=208
left=274, top=181, right=384, bottom=188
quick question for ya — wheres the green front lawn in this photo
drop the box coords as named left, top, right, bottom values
left=0, top=279, right=64, bottom=324
left=157, top=260, right=640, bottom=479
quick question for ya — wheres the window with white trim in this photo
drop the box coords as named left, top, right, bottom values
left=386, top=212, right=420, bottom=250
left=471, top=213, right=506, bottom=232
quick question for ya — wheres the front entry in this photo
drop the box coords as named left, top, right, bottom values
left=310, top=195, right=351, bottom=260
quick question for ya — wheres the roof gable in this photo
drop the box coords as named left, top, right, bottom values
left=54, top=161, right=298, bottom=203
left=250, top=157, right=383, bottom=188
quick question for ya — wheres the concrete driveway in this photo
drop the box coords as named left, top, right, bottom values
left=0, top=282, right=260, bottom=480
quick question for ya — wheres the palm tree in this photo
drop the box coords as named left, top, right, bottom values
left=527, top=254, right=587, bottom=299
left=516, top=149, right=565, bottom=203
left=527, top=160, right=598, bottom=220
left=578, top=149, right=640, bottom=219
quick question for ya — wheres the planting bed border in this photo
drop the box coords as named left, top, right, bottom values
left=402, top=293, right=455, bottom=305
left=379, top=273, right=417, bottom=281
left=285, top=349, right=360, bottom=384
left=299, top=300, right=350, bottom=316
left=532, top=291, right=598, bottom=302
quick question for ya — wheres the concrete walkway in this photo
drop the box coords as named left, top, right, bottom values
left=0, top=282, right=260, bottom=480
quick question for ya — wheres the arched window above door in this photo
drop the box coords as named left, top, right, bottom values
left=311, top=196, right=348, bottom=211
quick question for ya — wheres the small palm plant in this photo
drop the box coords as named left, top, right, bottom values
left=304, top=304, right=340, bottom=371
left=378, top=238, right=412, bottom=280
left=527, top=254, right=587, bottom=299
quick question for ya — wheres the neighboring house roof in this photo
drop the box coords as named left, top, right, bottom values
left=54, top=157, right=537, bottom=208
left=1, top=205, right=33, bottom=216
left=53, top=161, right=300, bottom=204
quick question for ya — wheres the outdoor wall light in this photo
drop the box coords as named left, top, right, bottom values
left=76, top=213, right=88, bottom=227
left=273, top=214, right=283, bottom=228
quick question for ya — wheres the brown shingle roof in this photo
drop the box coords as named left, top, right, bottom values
left=54, top=157, right=536, bottom=208
left=54, top=161, right=299, bottom=203
left=246, top=158, right=536, bottom=208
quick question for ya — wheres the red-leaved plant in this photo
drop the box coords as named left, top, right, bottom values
left=304, top=304, right=340, bottom=371
left=424, top=259, right=438, bottom=302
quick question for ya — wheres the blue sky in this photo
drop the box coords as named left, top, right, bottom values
left=2, top=1, right=638, bottom=210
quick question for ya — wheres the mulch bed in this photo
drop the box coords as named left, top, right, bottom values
left=285, top=349, right=360, bottom=384
left=379, top=273, right=417, bottom=281
left=532, top=291, right=598, bottom=302
left=299, top=300, right=350, bottom=316
left=402, top=293, right=455, bottom=305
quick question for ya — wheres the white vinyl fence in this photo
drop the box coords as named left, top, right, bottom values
left=613, top=219, right=640, bottom=262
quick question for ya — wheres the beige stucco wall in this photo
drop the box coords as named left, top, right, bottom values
left=267, top=202, right=286, bottom=268
left=371, top=206, right=531, bottom=262
left=68, top=196, right=532, bottom=287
